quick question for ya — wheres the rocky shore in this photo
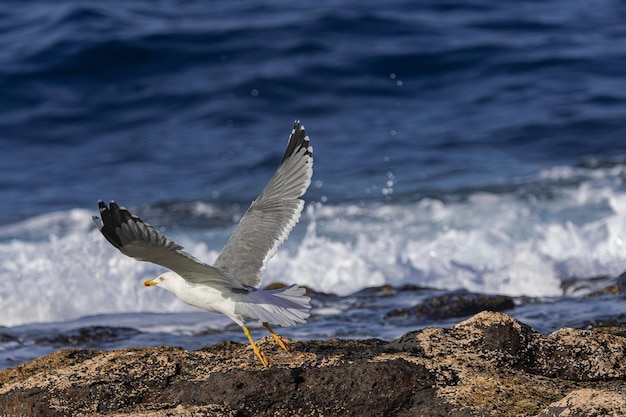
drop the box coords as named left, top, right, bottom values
left=1, top=311, right=624, bottom=416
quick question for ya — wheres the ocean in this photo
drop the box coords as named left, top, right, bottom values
left=1, top=0, right=626, bottom=369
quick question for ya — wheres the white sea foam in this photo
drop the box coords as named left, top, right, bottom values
left=1, top=164, right=625, bottom=327
left=269, top=165, right=626, bottom=296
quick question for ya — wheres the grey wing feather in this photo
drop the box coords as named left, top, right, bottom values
left=93, top=200, right=232, bottom=287
left=213, top=121, right=313, bottom=287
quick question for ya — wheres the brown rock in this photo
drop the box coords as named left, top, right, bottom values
left=385, top=291, right=515, bottom=320
left=536, top=388, right=626, bottom=417
left=534, top=327, right=626, bottom=381
left=1, top=312, right=624, bottom=417
left=617, top=270, right=626, bottom=294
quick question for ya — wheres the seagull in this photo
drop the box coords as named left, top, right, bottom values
left=93, top=121, right=313, bottom=367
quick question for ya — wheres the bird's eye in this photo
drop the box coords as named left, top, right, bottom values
left=158, top=276, right=164, bottom=281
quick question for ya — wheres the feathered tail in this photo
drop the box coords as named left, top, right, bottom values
left=235, top=285, right=311, bottom=327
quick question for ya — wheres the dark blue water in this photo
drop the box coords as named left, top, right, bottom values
left=2, top=0, right=626, bottom=224
left=1, top=0, right=626, bottom=369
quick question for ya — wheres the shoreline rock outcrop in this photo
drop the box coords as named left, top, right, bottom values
left=1, top=311, right=624, bottom=416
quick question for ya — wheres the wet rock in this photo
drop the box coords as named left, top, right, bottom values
left=263, top=282, right=318, bottom=294
left=1, top=312, right=624, bottom=417
left=352, top=284, right=400, bottom=297
left=562, top=274, right=626, bottom=296
left=34, top=326, right=141, bottom=346
left=385, top=291, right=515, bottom=319
left=617, top=270, right=626, bottom=294
left=0, top=332, right=18, bottom=343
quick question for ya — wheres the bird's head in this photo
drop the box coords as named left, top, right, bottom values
left=144, top=271, right=183, bottom=291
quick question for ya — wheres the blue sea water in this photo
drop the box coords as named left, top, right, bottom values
left=1, top=0, right=626, bottom=368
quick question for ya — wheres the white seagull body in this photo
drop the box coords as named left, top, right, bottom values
left=93, top=121, right=313, bottom=366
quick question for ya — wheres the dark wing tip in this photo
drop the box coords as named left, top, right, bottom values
left=94, top=200, right=138, bottom=250
left=280, top=120, right=312, bottom=164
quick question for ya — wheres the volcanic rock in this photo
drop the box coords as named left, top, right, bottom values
left=0, top=312, right=624, bottom=416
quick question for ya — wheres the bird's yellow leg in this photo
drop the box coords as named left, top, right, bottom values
left=242, top=325, right=269, bottom=367
left=263, top=322, right=292, bottom=354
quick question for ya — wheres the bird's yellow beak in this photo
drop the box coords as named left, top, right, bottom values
left=144, top=279, right=158, bottom=287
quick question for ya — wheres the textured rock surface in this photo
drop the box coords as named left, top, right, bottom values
left=536, top=388, right=626, bottom=417
left=385, top=291, right=515, bottom=320
left=1, top=312, right=624, bottom=416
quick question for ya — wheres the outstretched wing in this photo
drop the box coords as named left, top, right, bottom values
left=93, top=200, right=232, bottom=287
left=213, top=121, right=313, bottom=287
